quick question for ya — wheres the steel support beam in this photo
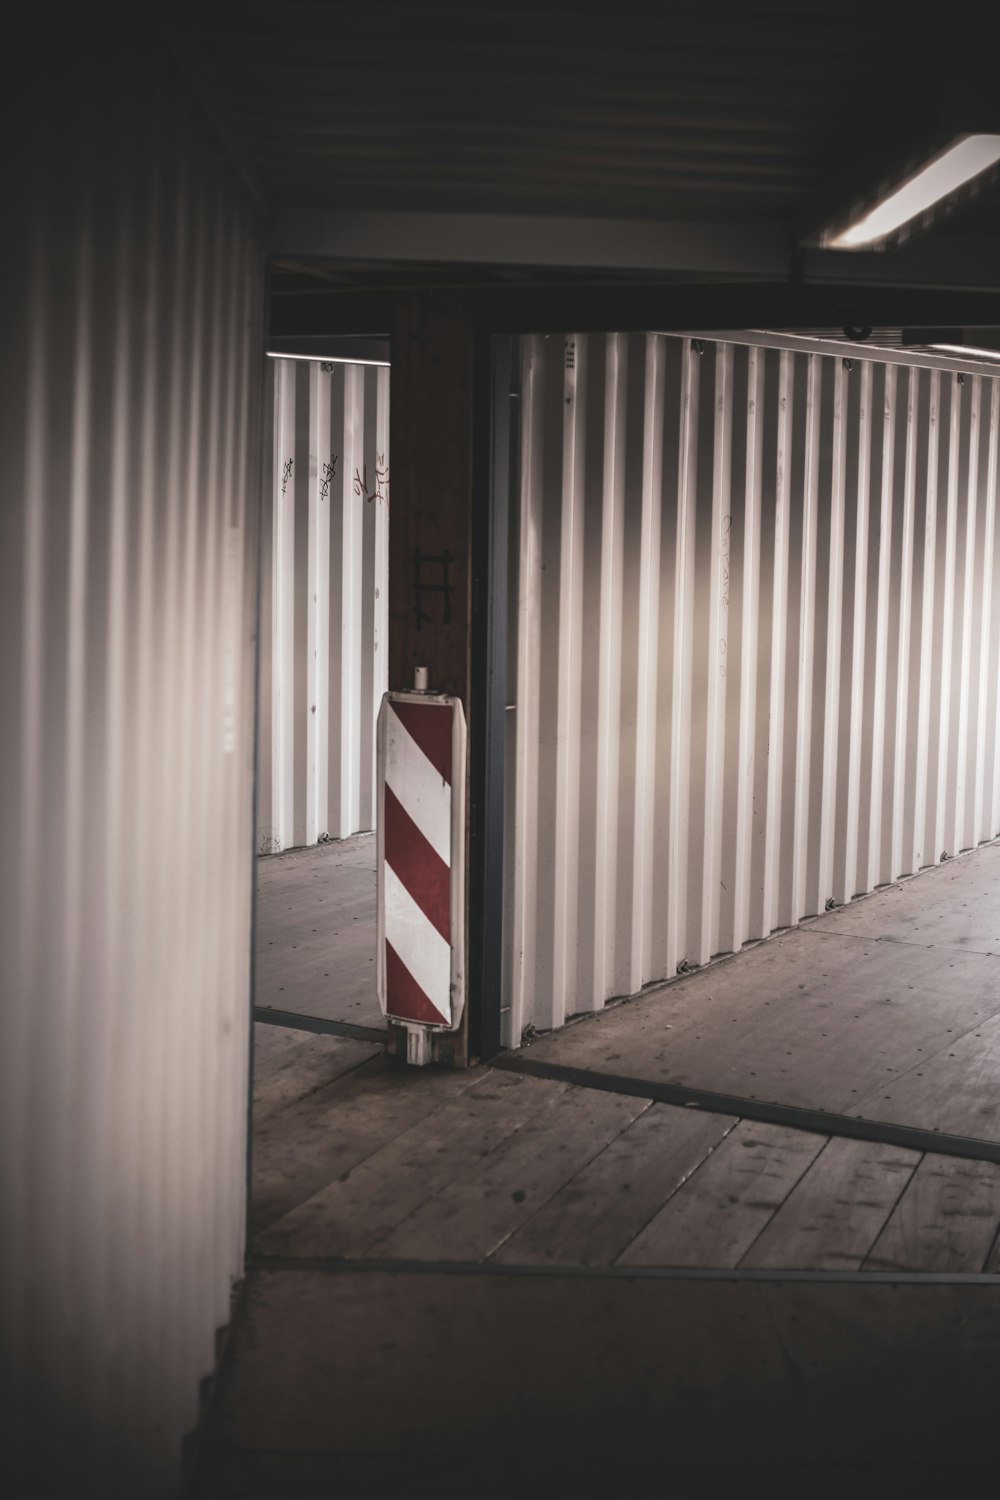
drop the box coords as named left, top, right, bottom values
left=270, top=281, right=1000, bottom=340
left=269, top=210, right=791, bottom=279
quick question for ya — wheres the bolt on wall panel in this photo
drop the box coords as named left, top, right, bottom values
left=505, top=333, right=1000, bottom=1045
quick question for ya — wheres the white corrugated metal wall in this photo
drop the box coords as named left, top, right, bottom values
left=506, top=331, right=1000, bottom=1043
left=257, top=358, right=389, bottom=853
left=1, top=29, right=262, bottom=1496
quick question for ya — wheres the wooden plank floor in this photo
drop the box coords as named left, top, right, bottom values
left=522, top=841, right=1000, bottom=1141
left=252, top=840, right=1000, bottom=1273
left=255, top=834, right=380, bottom=1029
left=252, top=1024, right=1000, bottom=1273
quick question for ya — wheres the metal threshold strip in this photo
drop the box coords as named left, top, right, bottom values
left=252, top=1254, right=1000, bottom=1287
left=252, top=1005, right=386, bottom=1045
left=493, top=1052, right=1000, bottom=1167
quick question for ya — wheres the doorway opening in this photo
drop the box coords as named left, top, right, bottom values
left=255, top=351, right=389, bottom=1039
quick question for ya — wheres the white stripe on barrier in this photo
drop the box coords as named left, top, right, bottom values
left=384, top=862, right=451, bottom=1011
left=384, top=706, right=452, bottom=865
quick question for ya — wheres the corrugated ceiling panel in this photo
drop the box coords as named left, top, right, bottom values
left=257, top=358, right=389, bottom=853
left=0, top=36, right=263, bottom=1497
left=505, top=333, right=1000, bottom=1041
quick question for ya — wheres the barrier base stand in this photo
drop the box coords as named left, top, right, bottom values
left=404, top=1025, right=433, bottom=1067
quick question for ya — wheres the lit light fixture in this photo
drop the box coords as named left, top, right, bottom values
left=265, top=351, right=390, bottom=367
left=929, top=343, right=1000, bottom=363
left=826, top=134, right=1000, bottom=250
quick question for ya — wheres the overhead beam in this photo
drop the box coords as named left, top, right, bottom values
left=270, top=280, right=1000, bottom=339
left=804, top=236, right=1000, bottom=293
left=269, top=210, right=791, bottom=279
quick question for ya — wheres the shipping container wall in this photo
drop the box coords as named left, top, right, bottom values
left=0, top=28, right=263, bottom=1497
left=505, top=332, right=1000, bottom=1043
left=257, top=358, right=390, bottom=853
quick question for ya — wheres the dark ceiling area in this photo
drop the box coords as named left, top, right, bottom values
left=158, top=1, right=1000, bottom=323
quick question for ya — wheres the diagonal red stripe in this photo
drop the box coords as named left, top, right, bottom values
left=391, top=700, right=452, bottom=785
left=384, top=783, right=451, bottom=943
left=385, top=940, right=450, bottom=1026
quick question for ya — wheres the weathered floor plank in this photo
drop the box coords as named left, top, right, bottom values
left=252, top=1024, right=381, bottom=1125
left=817, top=849, right=1000, bottom=954
left=521, top=929, right=1000, bottom=1131
left=741, top=1137, right=919, bottom=1270
left=855, top=1010, right=1000, bottom=1141
left=864, top=1154, right=1000, bottom=1272
left=255, top=835, right=380, bottom=1028
left=256, top=1071, right=565, bottom=1258
left=617, top=1120, right=826, bottom=1268
left=373, top=1087, right=650, bottom=1262
left=492, top=1104, right=737, bottom=1267
left=251, top=1057, right=482, bottom=1235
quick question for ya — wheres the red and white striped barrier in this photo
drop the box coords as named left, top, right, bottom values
left=376, top=689, right=466, bottom=1044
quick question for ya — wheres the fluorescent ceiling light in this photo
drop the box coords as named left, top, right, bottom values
left=828, top=134, right=1000, bottom=249
left=265, top=351, right=390, bottom=367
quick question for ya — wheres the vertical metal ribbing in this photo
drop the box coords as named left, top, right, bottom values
left=341, top=366, right=365, bottom=837
left=867, top=363, right=896, bottom=891
left=726, top=345, right=763, bottom=951
left=357, top=368, right=379, bottom=830
left=272, top=362, right=295, bottom=852
left=508, top=336, right=544, bottom=1046
left=840, top=360, right=872, bottom=903
left=1, top=53, right=262, bottom=1479
left=967, top=378, right=992, bottom=848
left=259, top=357, right=388, bottom=853
left=981, top=382, right=1000, bottom=838
left=890, top=367, right=919, bottom=880
left=788, top=354, right=820, bottom=923
left=256, top=355, right=274, bottom=846
left=372, top=365, right=391, bottom=825
left=912, top=369, right=940, bottom=870
left=631, top=335, right=666, bottom=985
left=762, top=351, right=793, bottom=934
left=695, top=343, right=732, bottom=962
left=593, top=334, right=627, bottom=1003
left=666, top=340, right=699, bottom=976
left=307, top=362, right=331, bottom=845
left=551, top=335, right=587, bottom=1028
left=291, top=361, right=310, bottom=851
left=503, top=336, right=1000, bottom=1043
left=935, top=377, right=962, bottom=861
left=954, top=377, right=982, bottom=852
left=816, top=357, right=846, bottom=907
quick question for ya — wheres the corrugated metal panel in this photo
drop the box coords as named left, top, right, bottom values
left=505, top=333, right=1000, bottom=1043
left=0, top=37, right=262, bottom=1497
left=257, top=358, right=389, bottom=853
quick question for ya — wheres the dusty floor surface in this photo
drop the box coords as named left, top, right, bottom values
left=201, top=841, right=1000, bottom=1494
